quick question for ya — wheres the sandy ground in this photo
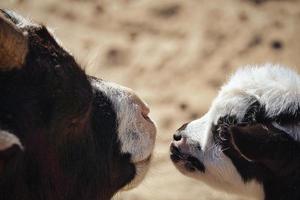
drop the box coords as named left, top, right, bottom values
left=2, top=0, right=300, bottom=199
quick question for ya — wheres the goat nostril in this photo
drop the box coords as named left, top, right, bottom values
left=141, top=105, right=150, bottom=119
left=173, top=133, right=182, bottom=141
left=141, top=106, right=150, bottom=117
left=132, top=95, right=150, bottom=119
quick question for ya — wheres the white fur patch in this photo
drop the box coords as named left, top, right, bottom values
left=212, top=64, right=300, bottom=122
left=0, top=130, right=23, bottom=151
left=210, top=64, right=300, bottom=140
left=3, top=10, right=39, bottom=29
left=92, top=80, right=156, bottom=189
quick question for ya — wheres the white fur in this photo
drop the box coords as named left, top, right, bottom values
left=173, top=64, right=300, bottom=199
left=4, top=10, right=39, bottom=29
left=0, top=130, right=23, bottom=151
left=92, top=80, right=156, bottom=189
left=212, top=64, right=300, bottom=122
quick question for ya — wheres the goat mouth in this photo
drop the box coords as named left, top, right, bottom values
left=141, top=112, right=156, bottom=126
left=170, top=144, right=205, bottom=172
left=134, top=154, right=152, bottom=165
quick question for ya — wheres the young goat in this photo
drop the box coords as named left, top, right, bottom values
left=171, top=64, right=300, bottom=200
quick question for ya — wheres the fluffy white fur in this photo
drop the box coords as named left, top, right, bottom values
left=173, top=64, right=300, bottom=199
left=211, top=64, right=300, bottom=123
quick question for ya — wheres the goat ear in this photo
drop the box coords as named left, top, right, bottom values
left=228, top=123, right=300, bottom=174
left=0, top=9, right=28, bottom=70
left=0, top=130, right=23, bottom=173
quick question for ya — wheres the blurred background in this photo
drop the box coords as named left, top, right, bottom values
left=1, top=0, right=300, bottom=199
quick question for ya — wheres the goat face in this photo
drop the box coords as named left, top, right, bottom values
left=0, top=10, right=156, bottom=200
left=171, top=64, right=300, bottom=200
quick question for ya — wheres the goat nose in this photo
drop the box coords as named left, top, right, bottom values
left=123, top=86, right=151, bottom=117
left=132, top=94, right=150, bottom=116
left=140, top=102, right=150, bottom=118
left=173, top=132, right=182, bottom=141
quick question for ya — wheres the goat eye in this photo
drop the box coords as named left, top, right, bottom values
left=218, top=125, right=230, bottom=142
left=219, top=130, right=227, bottom=141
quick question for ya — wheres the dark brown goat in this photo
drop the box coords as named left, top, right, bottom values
left=0, top=10, right=156, bottom=200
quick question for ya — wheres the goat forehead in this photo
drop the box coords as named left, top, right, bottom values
left=212, top=65, right=300, bottom=142
left=185, top=65, right=300, bottom=144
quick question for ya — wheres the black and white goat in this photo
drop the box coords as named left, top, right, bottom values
left=0, top=10, right=156, bottom=200
left=171, top=64, right=300, bottom=200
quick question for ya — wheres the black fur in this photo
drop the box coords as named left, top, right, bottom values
left=0, top=10, right=135, bottom=200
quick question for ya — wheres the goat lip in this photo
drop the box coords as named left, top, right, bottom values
left=170, top=143, right=188, bottom=161
left=170, top=153, right=182, bottom=162
left=170, top=144, right=205, bottom=172
left=142, top=113, right=155, bottom=125
left=186, top=156, right=205, bottom=172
